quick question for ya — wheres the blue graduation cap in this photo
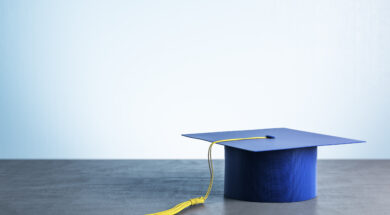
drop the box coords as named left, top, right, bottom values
left=183, top=128, right=365, bottom=203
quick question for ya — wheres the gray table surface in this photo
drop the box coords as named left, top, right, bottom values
left=0, top=160, right=389, bottom=215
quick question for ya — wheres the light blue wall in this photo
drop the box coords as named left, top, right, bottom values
left=1, top=0, right=389, bottom=159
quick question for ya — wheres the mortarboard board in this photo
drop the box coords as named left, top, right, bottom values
left=147, top=128, right=364, bottom=215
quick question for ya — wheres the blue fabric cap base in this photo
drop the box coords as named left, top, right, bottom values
left=183, top=128, right=365, bottom=202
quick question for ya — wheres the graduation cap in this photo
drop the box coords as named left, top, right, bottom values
left=148, top=128, right=364, bottom=215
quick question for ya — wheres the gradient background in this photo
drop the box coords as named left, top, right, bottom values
left=0, top=0, right=389, bottom=159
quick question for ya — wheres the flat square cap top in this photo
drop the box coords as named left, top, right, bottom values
left=182, top=128, right=364, bottom=152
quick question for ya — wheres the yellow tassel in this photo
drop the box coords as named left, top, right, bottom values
left=146, top=136, right=267, bottom=215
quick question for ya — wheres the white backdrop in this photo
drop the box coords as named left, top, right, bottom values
left=1, top=0, right=389, bottom=159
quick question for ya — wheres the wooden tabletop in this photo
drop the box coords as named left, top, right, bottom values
left=0, top=160, right=389, bottom=215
